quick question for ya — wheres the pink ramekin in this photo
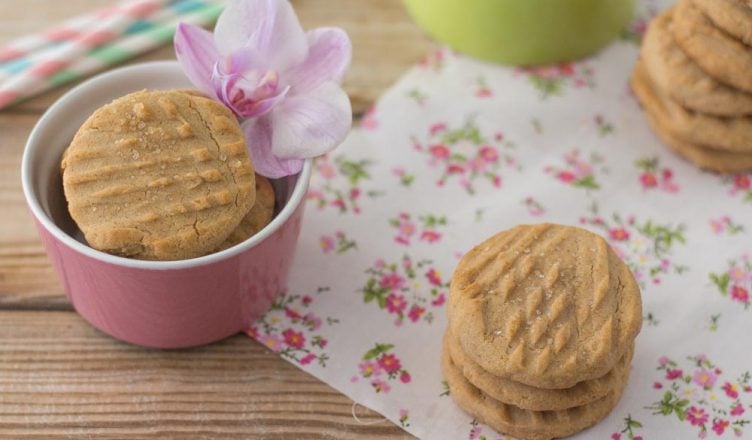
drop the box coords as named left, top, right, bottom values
left=21, top=61, right=312, bottom=349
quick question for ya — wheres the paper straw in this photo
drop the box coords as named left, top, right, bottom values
left=0, top=14, right=97, bottom=64
left=0, top=0, right=172, bottom=90
left=0, top=0, right=224, bottom=110
left=0, top=0, right=173, bottom=68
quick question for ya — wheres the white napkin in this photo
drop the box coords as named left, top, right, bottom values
left=250, top=1, right=752, bottom=437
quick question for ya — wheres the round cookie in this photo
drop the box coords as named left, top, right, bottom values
left=641, top=8, right=752, bottom=116
left=62, top=89, right=255, bottom=261
left=631, top=63, right=752, bottom=173
left=174, top=88, right=210, bottom=98
left=673, top=0, right=752, bottom=93
left=692, top=0, right=752, bottom=46
left=441, top=346, right=629, bottom=440
left=216, top=174, right=275, bottom=251
left=445, top=328, right=634, bottom=411
left=448, top=223, right=642, bottom=389
left=630, top=59, right=752, bottom=154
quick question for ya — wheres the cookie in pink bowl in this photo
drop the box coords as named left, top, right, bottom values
left=20, top=0, right=352, bottom=348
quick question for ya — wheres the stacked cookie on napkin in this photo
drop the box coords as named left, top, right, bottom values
left=633, top=0, right=752, bottom=173
left=443, top=224, right=643, bottom=440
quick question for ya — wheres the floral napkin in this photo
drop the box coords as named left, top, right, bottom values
left=247, top=0, right=752, bottom=438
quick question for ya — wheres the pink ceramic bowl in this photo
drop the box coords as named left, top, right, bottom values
left=21, top=61, right=312, bottom=349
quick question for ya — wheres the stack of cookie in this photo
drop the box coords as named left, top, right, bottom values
left=633, top=0, right=752, bottom=173
left=61, top=89, right=276, bottom=261
left=444, top=224, right=642, bottom=440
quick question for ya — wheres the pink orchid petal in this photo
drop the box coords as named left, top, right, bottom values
left=226, top=83, right=290, bottom=118
left=243, top=84, right=290, bottom=117
left=224, top=46, right=264, bottom=75
left=174, top=23, right=219, bottom=98
left=214, top=0, right=307, bottom=72
left=242, top=116, right=305, bottom=178
left=270, top=81, right=351, bottom=158
left=213, top=58, right=291, bottom=117
left=285, top=27, right=352, bottom=94
left=211, top=49, right=266, bottom=98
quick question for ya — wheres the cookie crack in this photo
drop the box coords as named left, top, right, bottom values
left=192, top=213, right=200, bottom=238
left=187, top=159, right=206, bottom=239
left=613, top=272, right=625, bottom=353
left=187, top=100, right=241, bottom=207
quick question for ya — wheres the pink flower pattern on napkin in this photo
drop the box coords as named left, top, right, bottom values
left=545, top=149, right=606, bottom=191
left=610, top=415, right=644, bottom=440
left=248, top=288, right=336, bottom=367
left=467, top=418, right=512, bottom=440
left=516, top=62, right=595, bottom=99
left=648, top=355, right=752, bottom=438
left=417, top=48, right=447, bottom=72
left=594, top=114, right=615, bottom=137
left=388, top=212, right=447, bottom=246
left=360, top=105, right=379, bottom=130
left=307, top=154, right=378, bottom=214
left=319, top=230, right=357, bottom=254
left=522, top=196, right=546, bottom=217
left=724, top=174, right=752, bottom=204
left=621, top=4, right=658, bottom=45
left=391, top=167, right=416, bottom=187
left=360, top=255, right=449, bottom=326
left=351, top=343, right=411, bottom=394
left=580, top=204, right=688, bottom=290
left=399, top=409, right=410, bottom=427
left=709, top=217, right=745, bottom=236
left=411, top=121, right=519, bottom=194
left=635, top=157, right=680, bottom=193
left=474, top=76, right=492, bottom=98
left=710, top=255, right=752, bottom=309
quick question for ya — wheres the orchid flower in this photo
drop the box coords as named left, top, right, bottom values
left=174, top=0, right=352, bottom=177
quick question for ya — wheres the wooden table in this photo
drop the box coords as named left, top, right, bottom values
left=0, top=1, right=434, bottom=437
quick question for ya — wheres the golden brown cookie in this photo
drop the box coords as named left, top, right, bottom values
left=673, top=0, right=752, bottom=93
left=448, top=223, right=642, bottom=389
left=692, top=0, right=752, bottom=46
left=62, top=89, right=255, bottom=261
left=641, top=8, right=752, bottom=116
left=216, top=174, right=275, bottom=251
left=631, top=63, right=752, bottom=173
left=630, top=58, right=752, bottom=154
left=174, top=88, right=209, bottom=98
left=441, top=345, right=629, bottom=440
left=445, top=328, right=634, bottom=411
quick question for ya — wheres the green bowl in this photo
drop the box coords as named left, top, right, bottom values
left=403, top=0, right=634, bottom=65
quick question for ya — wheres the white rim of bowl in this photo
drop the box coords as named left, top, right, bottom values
left=21, top=61, right=314, bottom=270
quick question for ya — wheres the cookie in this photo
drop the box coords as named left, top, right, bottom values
left=448, top=223, right=642, bottom=389
left=445, top=328, right=634, bottom=411
left=441, top=345, right=629, bottom=440
left=62, top=89, right=255, bottom=261
left=673, top=0, right=752, bottom=93
left=641, top=8, right=752, bottom=116
left=174, top=88, right=209, bottom=98
left=631, top=63, right=752, bottom=173
left=216, top=174, right=275, bottom=251
left=632, top=57, right=752, bottom=154
left=692, top=0, right=752, bottom=47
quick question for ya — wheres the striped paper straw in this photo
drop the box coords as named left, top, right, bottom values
left=0, top=0, right=171, bottom=99
left=0, top=0, right=172, bottom=77
left=0, top=0, right=224, bottom=110
left=0, top=14, right=98, bottom=64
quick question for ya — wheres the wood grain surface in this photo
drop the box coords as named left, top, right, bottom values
left=0, top=0, right=434, bottom=437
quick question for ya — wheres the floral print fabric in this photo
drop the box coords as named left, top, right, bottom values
left=246, top=0, right=752, bottom=437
